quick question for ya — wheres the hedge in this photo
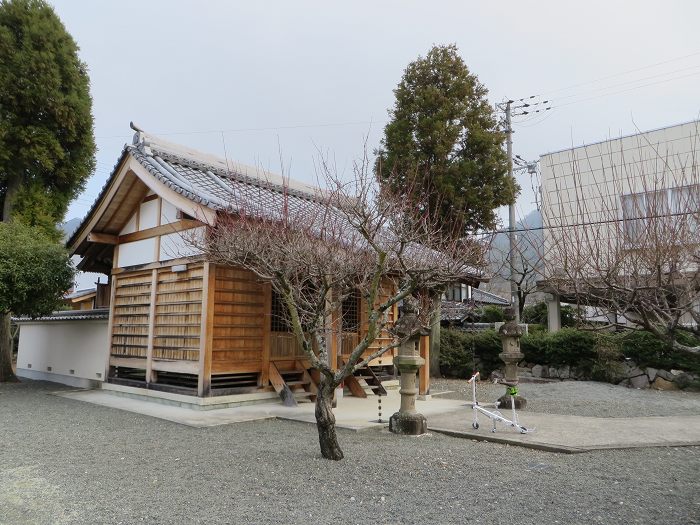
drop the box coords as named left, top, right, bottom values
left=440, top=327, right=700, bottom=379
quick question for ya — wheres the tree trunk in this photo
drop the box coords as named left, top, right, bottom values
left=429, top=302, right=441, bottom=378
left=1, top=175, right=21, bottom=382
left=0, top=312, right=18, bottom=382
left=315, top=379, right=343, bottom=460
left=2, top=175, right=20, bottom=222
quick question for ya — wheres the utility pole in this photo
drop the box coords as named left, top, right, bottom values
left=504, top=100, right=520, bottom=324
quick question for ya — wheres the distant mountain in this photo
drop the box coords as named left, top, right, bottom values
left=60, top=217, right=82, bottom=242
left=490, top=209, right=542, bottom=254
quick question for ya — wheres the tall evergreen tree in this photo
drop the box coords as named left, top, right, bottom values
left=376, top=44, right=514, bottom=234
left=0, top=0, right=95, bottom=231
left=0, top=0, right=94, bottom=380
left=377, top=45, right=516, bottom=378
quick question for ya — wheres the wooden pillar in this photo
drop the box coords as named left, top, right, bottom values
left=145, top=269, right=158, bottom=384
left=260, top=282, right=272, bottom=386
left=104, top=273, right=118, bottom=380
left=418, top=334, right=430, bottom=396
left=197, top=262, right=215, bottom=397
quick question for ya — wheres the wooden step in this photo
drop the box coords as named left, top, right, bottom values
left=268, top=361, right=318, bottom=406
left=269, top=363, right=297, bottom=407
left=294, top=391, right=315, bottom=397
left=285, top=380, right=308, bottom=387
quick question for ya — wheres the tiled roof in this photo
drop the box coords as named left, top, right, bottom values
left=13, top=308, right=109, bottom=322
left=441, top=300, right=476, bottom=322
left=65, top=288, right=96, bottom=300
left=472, top=288, right=510, bottom=306
left=66, top=125, right=328, bottom=249
left=441, top=289, right=509, bottom=322
left=127, top=132, right=329, bottom=218
left=68, top=124, right=483, bottom=281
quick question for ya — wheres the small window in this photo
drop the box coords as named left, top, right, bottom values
left=671, top=184, right=700, bottom=233
left=342, top=290, right=360, bottom=333
left=621, top=192, right=646, bottom=243
left=270, top=290, right=290, bottom=332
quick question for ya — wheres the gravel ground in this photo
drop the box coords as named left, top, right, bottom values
left=1, top=379, right=699, bottom=525
left=431, top=378, right=700, bottom=418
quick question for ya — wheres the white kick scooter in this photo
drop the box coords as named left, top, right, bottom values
left=467, top=371, right=534, bottom=434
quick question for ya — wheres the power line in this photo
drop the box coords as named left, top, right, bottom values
left=548, top=63, right=700, bottom=102
left=477, top=209, right=699, bottom=237
left=554, top=70, right=700, bottom=109
left=540, top=50, right=700, bottom=96
left=95, top=120, right=381, bottom=140
left=504, top=52, right=700, bottom=127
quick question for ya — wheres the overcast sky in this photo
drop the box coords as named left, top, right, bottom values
left=50, top=0, right=699, bottom=224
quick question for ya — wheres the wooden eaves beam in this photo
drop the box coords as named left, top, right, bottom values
left=87, top=231, right=119, bottom=245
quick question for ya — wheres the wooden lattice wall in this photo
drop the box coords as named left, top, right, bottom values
left=108, top=264, right=206, bottom=390
left=111, top=271, right=152, bottom=360
left=153, top=265, right=203, bottom=362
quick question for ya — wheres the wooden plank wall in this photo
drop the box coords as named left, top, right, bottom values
left=110, top=271, right=152, bottom=362
left=210, top=266, right=267, bottom=377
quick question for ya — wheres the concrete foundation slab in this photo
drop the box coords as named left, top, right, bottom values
left=429, top=410, right=700, bottom=453
left=56, top=388, right=700, bottom=453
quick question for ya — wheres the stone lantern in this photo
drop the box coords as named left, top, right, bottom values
left=497, top=307, right=527, bottom=409
left=389, top=297, right=429, bottom=435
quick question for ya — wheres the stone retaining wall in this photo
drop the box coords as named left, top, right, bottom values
left=511, top=362, right=697, bottom=390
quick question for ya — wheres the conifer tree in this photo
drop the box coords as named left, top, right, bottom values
left=0, top=0, right=93, bottom=380
left=376, top=44, right=514, bottom=234
left=0, top=0, right=95, bottom=230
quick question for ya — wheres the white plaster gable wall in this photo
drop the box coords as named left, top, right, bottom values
left=160, top=227, right=204, bottom=262
left=116, top=196, right=203, bottom=268
left=139, top=199, right=159, bottom=230
left=118, top=238, right=157, bottom=267
left=120, top=214, right=137, bottom=235
left=160, top=199, right=179, bottom=225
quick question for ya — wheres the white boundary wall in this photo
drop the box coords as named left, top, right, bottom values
left=16, top=319, right=109, bottom=389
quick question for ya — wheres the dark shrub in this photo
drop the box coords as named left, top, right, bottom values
left=439, top=329, right=503, bottom=378
left=472, top=330, right=502, bottom=377
left=521, top=301, right=580, bottom=328
left=439, top=328, right=474, bottom=378
left=479, top=306, right=504, bottom=323
left=617, top=331, right=700, bottom=375
left=521, top=331, right=548, bottom=364
left=546, top=328, right=596, bottom=366
left=522, top=302, right=547, bottom=326
left=588, top=334, right=625, bottom=383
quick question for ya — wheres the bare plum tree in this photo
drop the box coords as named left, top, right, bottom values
left=188, top=155, right=485, bottom=460
left=490, top=229, right=544, bottom=317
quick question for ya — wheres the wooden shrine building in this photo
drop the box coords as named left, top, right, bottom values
left=67, top=126, right=460, bottom=402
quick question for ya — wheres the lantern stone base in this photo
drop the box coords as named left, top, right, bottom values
left=497, top=394, right=527, bottom=409
left=389, top=411, right=427, bottom=435
left=389, top=352, right=427, bottom=435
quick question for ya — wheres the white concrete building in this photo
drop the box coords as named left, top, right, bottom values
left=538, top=120, right=700, bottom=331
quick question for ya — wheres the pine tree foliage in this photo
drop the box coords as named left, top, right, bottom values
left=377, top=44, right=515, bottom=234
left=0, top=0, right=95, bottom=232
